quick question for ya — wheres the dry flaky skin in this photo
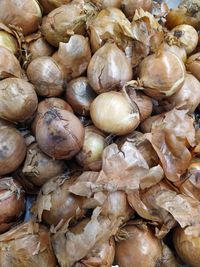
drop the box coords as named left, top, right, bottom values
left=0, top=222, right=57, bottom=267
left=0, top=23, right=19, bottom=55
left=39, top=0, right=72, bottom=14
left=122, top=0, right=152, bottom=20
left=186, top=52, right=200, bottom=81
left=91, top=0, right=121, bottom=9
left=53, top=35, right=91, bottom=80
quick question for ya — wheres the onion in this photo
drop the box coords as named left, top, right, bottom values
left=87, top=43, right=133, bottom=94
left=173, top=226, right=200, bottom=267
left=139, top=51, right=186, bottom=99
left=0, top=177, right=25, bottom=234
left=76, top=126, right=106, bottom=171
left=0, top=0, right=42, bottom=35
left=0, top=24, right=18, bottom=55
left=53, top=35, right=91, bottom=79
left=27, top=56, right=65, bottom=97
left=186, top=53, right=200, bottom=81
left=0, top=78, right=38, bottom=122
left=115, top=223, right=162, bottom=267
left=171, top=24, right=198, bottom=55
left=0, top=126, right=26, bottom=175
left=66, top=77, right=96, bottom=116
left=39, top=0, right=72, bottom=14
left=163, top=43, right=187, bottom=63
left=36, top=108, right=84, bottom=159
left=90, top=91, right=140, bottom=135
left=140, top=113, right=164, bottom=133
left=22, top=142, right=67, bottom=187
left=122, top=0, right=153, bottom=20
left=0, top=222, right=57, bottom=267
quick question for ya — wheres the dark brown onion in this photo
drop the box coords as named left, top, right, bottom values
left=122, top=0, right=152, bottom=20
left=66, top=77, right=96, bottom=116
left=0, top=177, right=25, bottom=234
left=115, top=223, right=162, bottom=267
left=0, top=126, right=26, bottom=175
left=0, top=78, right=38, bottom=122
left=87, top=43, right=133, bottom=94
left=36, top=108, right=84, bottom=159
left=186, top=53, right=200, bottom=81
left=27, top=56, right=65, bottom=97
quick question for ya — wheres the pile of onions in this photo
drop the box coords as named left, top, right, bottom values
left=186, top=53, right=200, bottom=81
left=121, top=0, right=153, bottom=20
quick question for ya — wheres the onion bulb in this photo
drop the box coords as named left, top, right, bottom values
left=0, top=177, right=25, bottom=234
left=90, top=91, right=140, bottom=135
left=171, top=24, right=198, bottom=55
left=87, top=43, right=133, bottom=94
left=186, top=53, right=200, bottom=81
left=115, top=223, right=162, bottom=267
left=122, top=0, right=153, bottom=20
left=36, top=108, right=84, bottom=159
left=163, top=43, right=187, bottom=63
left=66, top=77, right=96, bottom=116
left=0, top=126, right=26, bottom=175
left=39, top=0, right=72, bottom=14
left=0, top=0, right=42, bottom=35
left=173, top=226, right=200, bottom=267
left=76, top=126, right=107, bottom=171
left=27, top=56, right=65, bottom=97
left=139, top=51, right=185, bottom=99
left=0, top=24, right=18, bottom=55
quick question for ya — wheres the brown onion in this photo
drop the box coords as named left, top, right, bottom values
left=39, top=0, right=72, bottom=14
left=0, top=222, right=57, bottom=267
left=87, top=43, right=133, bottom=94
left=171, top=24, right=198, bottom=55
left=122, top=0, right=153, bottom=20
left=0, top=78, right=38, bottom=122
left=90, top=91, right=140, bottom=135
left=91, top=0, right=121, bottom=8
left=27, top=56, right=65, bottom=97
left=22, top=142, right=67, bottom=187
left=186, top=53, right=200, bottom=81
left=163, top=43, right=187, bottom=63
left=36, top=108, right=84, bottom=159
left=139, top=51, right=185, bottom=99
left=173, top=226, right=200, bottom=267
left=76, top=126, right=107, bottom=171
left=140, top=113, right=164, bottom=133
left=0, top=0, right=42, bottom=35
left=66, top=77, right=96, bottom=116
left=115, top=223, right=162, bottom=267
left=0, top=126, right=26, bottom=175
left=0, top=177, right=25, bottom=234
left=0, top=28, right=18, bottom=55
left=53, top=35, right=91, bottom=80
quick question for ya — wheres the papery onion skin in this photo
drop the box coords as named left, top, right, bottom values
left=87, top=43, right=133, bottom=94
left=0, top=177, right=25, bottom=234
left=115, top=224, right=162, bottom=267
left=91, top=0, right=121, bottom=8
left=186, top=53, right=200, bottom=81
left=39, top=0, right=72, bottom=14
left=27, top=56, right=65, bottom=97
left=36, top=108, right=84, bottom=159
left=163, top=43, right=187, bottom=63
left=121, top=0, right=153, bottom=20
left=0, top=0, right=42, bottom=35
left=66, top=77, right=96, bottom=116
left=139, top=51, right=186, bottom=99
left=0, top=78, right=38, bottom=122
left=0, top=31, right=18, bottom=55
left=0, top=127, right=26, bottom=175
left=90, top=91, right=140, bottom=135
left=173, top=227, right=200, bottom=267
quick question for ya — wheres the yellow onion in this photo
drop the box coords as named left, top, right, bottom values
left=0, top=0, right=42, bottom=35
left=0, top=78, right=38, bottom=122
left=163, top=43, right=187, bottom=63
left=0, top=23, right=18, bottom=55
left=90, top=91, right=140, bottom=135
left=122, top=0, right=152, bottom=20
left=0, top=222, right=57, bottom=267
left=186, top=53, right=200, bottom=81
left=0, top=177, right=25, bottom=234
left=0, top=126, right=26, bottom=175
left=27, top=56, right=65, bottom=97
left=87, top=43, right=133, bottom=94
left=39, top=0, right=72, bottom=14
left=36, top=108, right=84, bottom=159
left=53, top=35, right=91, bottom=80
left=22, top=142, right=67, bottom=187
left=115, top=223, right=162, bottom=267
left=173, top=226, right=200, bottom=267
left=76, top=126, right=107, bottom=171
left=139, top=51, right=186, bottom=99
left=171, top=24, right=198, bottom=55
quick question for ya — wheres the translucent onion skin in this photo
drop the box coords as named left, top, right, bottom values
left=0, top=177, right=25, bottom=234
left=0, top=31, right=18, bottom=55
left=139, top=51, right=186, bottom=99
left=90, top=91, right=140, bottom=135
left=0, top=126, right=26, bottom=175
left=0, top=0, right=42, bottom=35
left=27, top=56, right=65, bottom=97
left=186, top=53, right=200, bottom=81
left=87, top=43, right=133, bottom=94
left=173, top=227, right=200, bottom=267
left=121, top=0, right=152, bottom=20
left=36, top=108, right=84, bottom=159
